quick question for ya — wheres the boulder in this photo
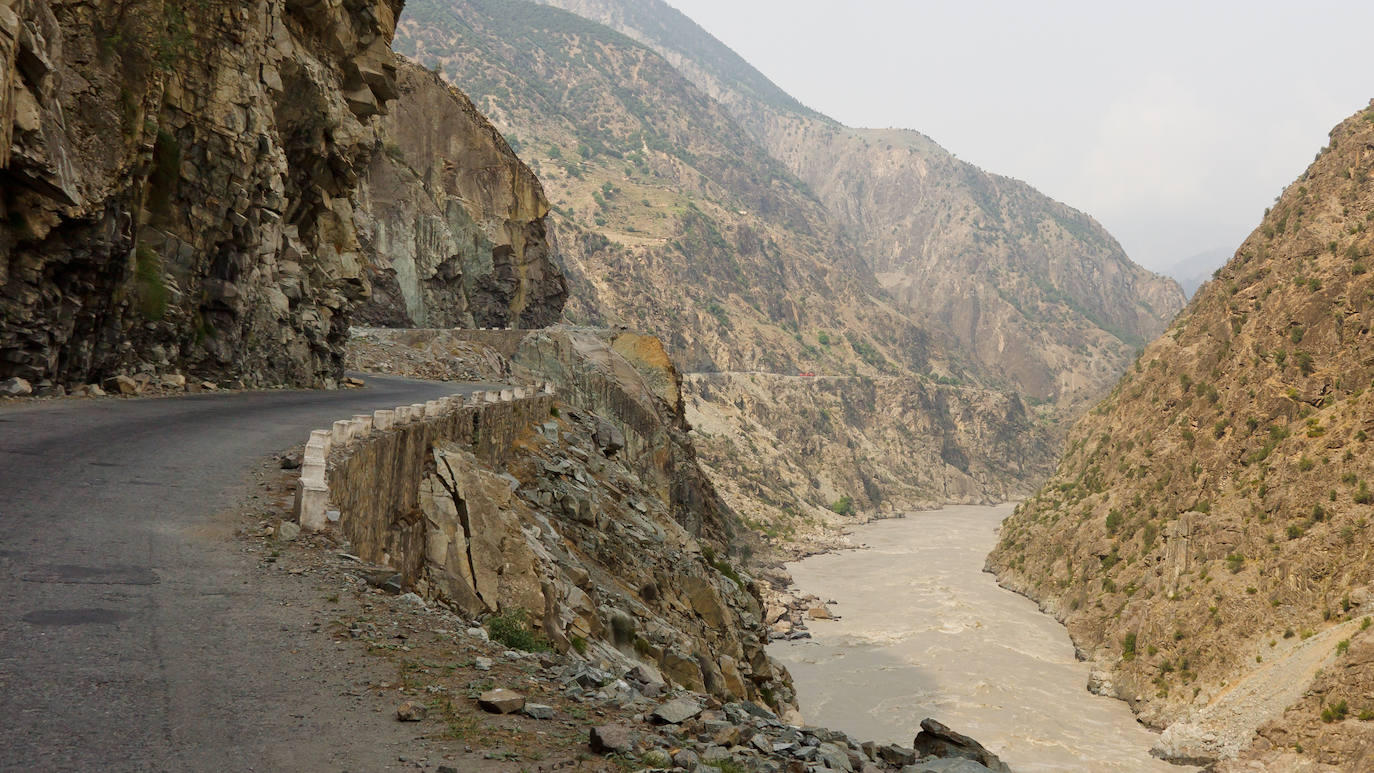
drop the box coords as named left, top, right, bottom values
left=877, top=745, right=918, bottom=767
left=0, top=377, right=32, bottom=396
left=589, top=723, right=633, bottom=754
left=109, top=375, right=139, bottom=395
left=396, top=700, right=428, bottom=721
left=522, top=703, right=554, bottom=720
left=477, top=688, right=524, bottom=714
left=650, top=696, right=702, bottom=724
left=900, top=760, right=998, bottom=773
left=808, top=606, right=835, bottom=620
left=816, top=742, right=854, bottom=771
left=913, top=719, right=1010, bottom=773
left=594, top=419, right=625, bottom=456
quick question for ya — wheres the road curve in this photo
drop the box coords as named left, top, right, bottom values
left=0, top=375, right=488, bottom=771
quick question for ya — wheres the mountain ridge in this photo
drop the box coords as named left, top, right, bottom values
left=535, top=0, right=1186, bottom=404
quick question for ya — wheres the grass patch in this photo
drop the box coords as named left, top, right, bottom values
left=134, top=245, right=169, bottom=321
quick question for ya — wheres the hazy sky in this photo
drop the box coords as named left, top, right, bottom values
left=664, top=0, right=1374, bottom=275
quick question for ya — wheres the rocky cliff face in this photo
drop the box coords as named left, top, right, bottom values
left=534, top=0, right=1186, bottom=406
left=988, top=102, right=1374, bottom=767
left=0, top=0, right=564, bottom=390
left=750, top=121, right=1186, bottom=404
left=355, top=58, right=565, bottom=329
left=0, top=0, right=405, bottom=386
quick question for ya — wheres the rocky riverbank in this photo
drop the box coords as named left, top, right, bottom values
left=771, top=507, right=1189, bottom=772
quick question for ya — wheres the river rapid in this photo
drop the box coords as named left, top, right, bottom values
left=769, top=504, right=1192, bottom=772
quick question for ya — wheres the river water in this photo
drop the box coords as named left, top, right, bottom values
left=769, top=504, right=1190, bottom=772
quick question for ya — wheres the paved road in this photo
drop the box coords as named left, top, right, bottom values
left=0, top=376, right=485, bottom=771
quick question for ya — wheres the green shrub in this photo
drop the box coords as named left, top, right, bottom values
left=1355, top=482, right=1372, bottom=505
left=1322, top=699, right=1349, bottom=723
left=829, top=496, right=854, bottom=516
left=485, top=609, right=549, bottom=652
left=1105, top=510, right=1122, bottom=534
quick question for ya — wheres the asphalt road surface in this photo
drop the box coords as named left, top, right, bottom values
left=0, top=376, right=486, bottom=771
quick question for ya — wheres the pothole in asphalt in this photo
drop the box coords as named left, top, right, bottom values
left=22, top=608, right=133, bottom=626
left=21, top=564, right=160, bottom=585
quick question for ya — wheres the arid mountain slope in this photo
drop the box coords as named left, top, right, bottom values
left=535, top=0, right=1186, bottom=404
left=393, top=0, right=1059, bottom=526
left=988, top=102, right=1374, bottom=767
left=397, top=0, right=929, bottom=378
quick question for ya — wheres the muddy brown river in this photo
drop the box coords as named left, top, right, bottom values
left=769, top=504, right=1192, bottom=772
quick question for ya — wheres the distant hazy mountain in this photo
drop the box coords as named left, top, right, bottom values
left=1162, top=246, right=1233, bottom=298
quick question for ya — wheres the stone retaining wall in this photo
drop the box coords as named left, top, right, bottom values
left=292, top=384, right=555, bottom=576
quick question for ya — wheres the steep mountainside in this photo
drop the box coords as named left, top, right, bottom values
left=989, top=102, right=1374, bottom=768
left=392, top=0, right=1059, bottom=525
left=685, top=372, right=1054, bottom=552
left=534, top=0, right=1186, bottom=405
left=0, top=0, right=563, bottom=390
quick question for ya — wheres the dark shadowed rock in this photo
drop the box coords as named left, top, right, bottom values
left=914, top=718, right=1010, bottom=772
left=901, top=759, right=998, bottom=773
left=878, top=745, right=918, bottom=767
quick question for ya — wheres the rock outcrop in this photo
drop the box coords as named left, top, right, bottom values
left=0, top=0, right=564, bottom=389
left=332, top=328, right=790, bottom=709
left=355, top=58, right=566, bottom=329
left=989, top=101, right=1374, bottom=766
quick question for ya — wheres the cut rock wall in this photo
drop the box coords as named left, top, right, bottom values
left=354, top=59, right=567, bottom=330
left=314, top=378, right=793, bottom=711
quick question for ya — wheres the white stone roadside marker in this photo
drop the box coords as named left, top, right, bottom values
left=373, top=409, right=394, bottom=431
left=331, top=419, right=353, bottom=447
